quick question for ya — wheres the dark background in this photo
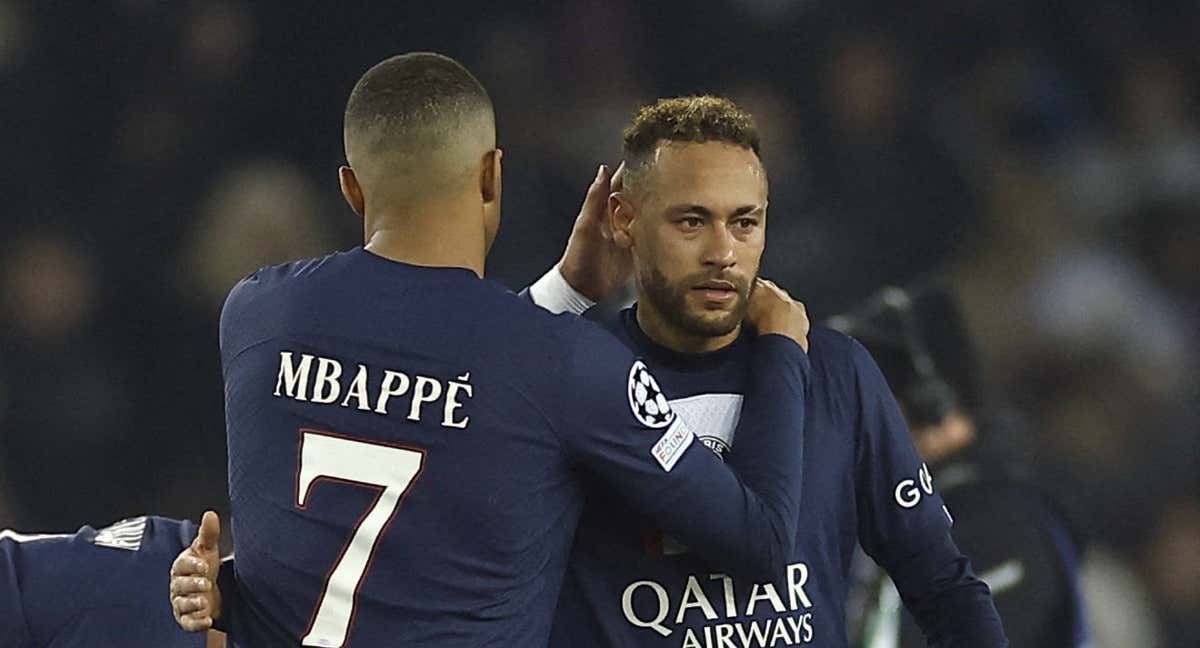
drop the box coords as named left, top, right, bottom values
left=0, top=1, right=1195, bottom=644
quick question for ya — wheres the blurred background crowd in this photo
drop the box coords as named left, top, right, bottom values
left=0, top=1, right=1195, bottom=645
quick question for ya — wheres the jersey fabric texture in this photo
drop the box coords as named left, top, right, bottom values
left=219, top=247, right=810, bottom=648
left=548, top=307, right=1005, bottom=648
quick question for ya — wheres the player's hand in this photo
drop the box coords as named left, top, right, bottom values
left=558, top=162, right=634, bottom=302
left=171, top=510, right=223, bottom=631
left=746, top=278, right=809, bottom=352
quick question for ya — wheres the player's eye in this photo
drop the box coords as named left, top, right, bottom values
left=678, top=216, right=704, bottom=229
left=734, top=218, right=759, bottom=230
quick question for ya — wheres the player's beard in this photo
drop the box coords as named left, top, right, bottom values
left=640, top=265, right=754, bottom=339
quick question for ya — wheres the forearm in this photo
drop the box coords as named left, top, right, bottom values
left=571, top=334, right=809, bottom=580
left=717, top=334, right=809, bottom=575
left=890, top=533, right=1008, bottom=647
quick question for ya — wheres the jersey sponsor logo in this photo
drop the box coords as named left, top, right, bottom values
left=629, top=361, right=676, bottom=429
left=92, top=516, right=148, bottom=551
left=621, top=562, right=817, bottom=646
left=651, top=418, right=694, bottom=472
left=893, top=463, right=935, bottom=509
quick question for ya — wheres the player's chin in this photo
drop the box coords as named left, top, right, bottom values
left=684, top=304, right=742, bottom=337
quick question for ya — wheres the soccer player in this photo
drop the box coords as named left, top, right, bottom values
left=189, top=53, right=812, bottom=647
left=525, top=97, right=1007, bottom=646
left=0, top=516, right=225, bottom=648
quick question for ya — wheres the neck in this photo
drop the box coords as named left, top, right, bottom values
left=363, top=196, right=486, bottom=277
left=636, top=299, right=741, bottom=354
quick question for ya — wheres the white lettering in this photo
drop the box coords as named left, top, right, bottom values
left=676, top=575, right=719, bottom=623
left=311, top=357, right=343, bottom=404
left=786, top=613, right=814, bottom=642
left=894, top=478, right=921, bottom=508
left=682, top=628, right=703, bottom=648
left=340, top=365, right=371, bottom=411
left=714, top=623, right=736, bottom=648
left=769, top=618, right=791, bottom=645
left=744, top=583, right=786, bottom=616
left=442, top=378, right=472, bottom=429
left=734, top=619, right=772, bottom=647
left=621, top=580, right=671, bottom=637
left=374, top=370, right=411, bottom=415
left=274, top=352, right=313, bottom=400
left=786, top=563, right=813, bottom=609
left=919, top=463, right=934, bottom=495
left=408, top=376, right=442, bottom=422
left=710, top=573, right=737, bottom=618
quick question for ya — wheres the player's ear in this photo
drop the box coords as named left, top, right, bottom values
left=481, top=148, right=502, bottom=253
left=339, top=166, right=366, bottom=217
left=610, top=191, right=635, bottom=250
left=481, top=148, right=502, bottom=204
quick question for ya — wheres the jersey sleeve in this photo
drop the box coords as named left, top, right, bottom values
left=522, top=264, right=596, bottom=315
left=550, top=321, right=809, bottom=578
left=849, top=338, right=952, bottom=562
left=0, top=534, right=37, bottom=648
left=10, top=517, right=207, bottom=648
left=846, top=341, right=1007, bottom=645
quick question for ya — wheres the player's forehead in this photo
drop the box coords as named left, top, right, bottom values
left=642, top=141, right=767, bottom=210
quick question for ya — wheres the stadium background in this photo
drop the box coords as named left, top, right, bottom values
left=0, top=1, right=1195, bottom=645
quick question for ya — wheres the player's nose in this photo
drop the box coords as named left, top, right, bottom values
left=700, top=227, right=736, bottom=268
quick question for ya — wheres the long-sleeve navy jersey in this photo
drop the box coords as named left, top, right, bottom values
left=0, top=516, right=207, bottom=648
left=218, top=247, right=810, bottom=648
left=547, top=306, right=1006, bottom=647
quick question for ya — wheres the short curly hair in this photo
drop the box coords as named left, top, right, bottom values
left=621, top=96, right=761, bottom=192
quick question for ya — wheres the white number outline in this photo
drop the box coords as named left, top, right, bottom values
left=295, top=429, right=426, bottom=647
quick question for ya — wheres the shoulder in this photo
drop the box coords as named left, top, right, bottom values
left=806, top=326, right=882, bottom=398
left=223, top=252, right=346, bottom=311
left=808, top=326, right=875, bottom=369
left=219, top=252, right=350, bottom=353
left=479, top=282, right=632, bottom=361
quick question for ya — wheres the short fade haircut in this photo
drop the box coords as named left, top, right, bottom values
left=621, top=96, right=761, bottom=191
left=344, top=52, right=494, bottom=161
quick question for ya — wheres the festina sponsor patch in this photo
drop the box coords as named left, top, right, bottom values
left=651, top=418, right=694, bottom=472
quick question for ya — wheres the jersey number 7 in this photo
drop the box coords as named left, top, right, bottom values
left=296, top=429, right=426, bottom=647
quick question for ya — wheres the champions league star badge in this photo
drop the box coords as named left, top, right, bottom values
left=628, top=361, right=675, bottom=429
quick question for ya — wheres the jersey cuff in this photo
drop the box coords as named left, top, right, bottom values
left=527, top=262, right=596, bottom=315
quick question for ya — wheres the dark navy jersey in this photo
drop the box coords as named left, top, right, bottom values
left=219, top=247, right=809, bottom=648
left=0, top=516, right=206, bottom=648
left=549, top=308, right=997, bottom=648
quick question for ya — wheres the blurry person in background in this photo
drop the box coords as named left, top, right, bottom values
left=831, top=283, right=1088, bottom=648
left=0, top=231, right=137, bottom=530
left=803, top=30, right=975, bottom=311
left=1144, top=499, right=1200, bottom=648
left=183, top=157, right=341, bottom=307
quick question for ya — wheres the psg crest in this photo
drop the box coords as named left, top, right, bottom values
left=628, top=361, right=675, bottom=428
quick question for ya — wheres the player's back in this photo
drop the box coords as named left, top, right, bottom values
left=221, top=247, right=593, bottom=647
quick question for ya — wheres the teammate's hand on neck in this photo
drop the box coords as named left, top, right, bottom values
left=746, top=278, right=809, bottom=351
